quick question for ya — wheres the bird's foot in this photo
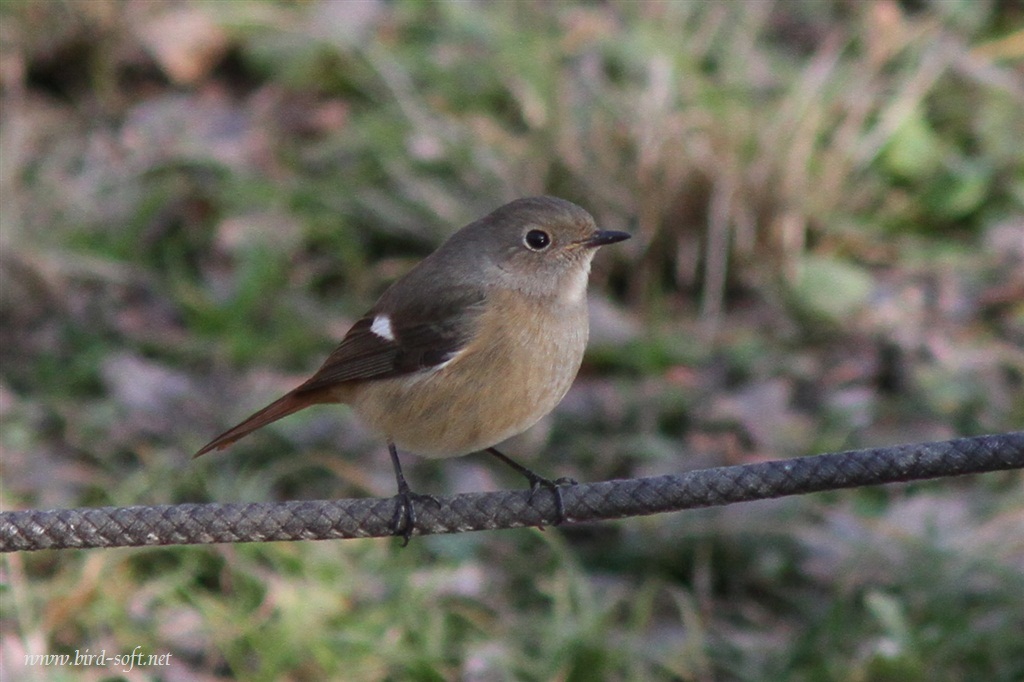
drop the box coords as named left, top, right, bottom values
left=523, top=472, right=577, bottom=527
left=390, top=487, right=441, bottom=546
left=485, top=448, right=575, bottom=527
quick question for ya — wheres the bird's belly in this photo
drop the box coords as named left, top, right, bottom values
left=350, top=308, right=587, bottom=457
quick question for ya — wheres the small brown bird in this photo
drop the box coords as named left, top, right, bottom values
left=195, top=196, right=630, bottom=541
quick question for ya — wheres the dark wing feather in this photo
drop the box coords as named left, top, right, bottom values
left=294, top=287, right=487, bottom=393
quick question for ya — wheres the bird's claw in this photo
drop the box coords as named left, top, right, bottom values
left=391, top=491, right=441, bottom=546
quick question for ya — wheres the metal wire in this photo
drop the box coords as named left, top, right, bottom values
left=2, top=432, right=1021, bottom=552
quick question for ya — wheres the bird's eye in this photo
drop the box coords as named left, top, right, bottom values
left=524, top=229, right=551, bottom=250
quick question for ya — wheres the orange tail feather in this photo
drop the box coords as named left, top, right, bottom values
left=194, top=391, right=325, bottom=458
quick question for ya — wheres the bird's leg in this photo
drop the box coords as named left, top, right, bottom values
left=485, top=447, right=576, bottom=525
left=388, top=440, right=439, bottom=546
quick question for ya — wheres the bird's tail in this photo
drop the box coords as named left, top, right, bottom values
left=193, top=391, right=323, bottom=458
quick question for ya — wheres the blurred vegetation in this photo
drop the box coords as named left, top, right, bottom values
left=1, top=0, right=1022, bottom=680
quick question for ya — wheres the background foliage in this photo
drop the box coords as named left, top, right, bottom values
left=2, top=1, right=1022, bottom=680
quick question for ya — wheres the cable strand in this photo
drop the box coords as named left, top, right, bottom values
left=2, top=432, right=1021, bottom=552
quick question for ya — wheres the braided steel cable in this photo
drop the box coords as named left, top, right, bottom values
left=2, top=432, right=1021, bottom=552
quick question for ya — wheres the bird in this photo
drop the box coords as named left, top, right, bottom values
left=194, top=196, right=630, bottom=542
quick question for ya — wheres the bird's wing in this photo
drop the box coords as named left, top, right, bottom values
left=294, top=286, right=488, bottom=393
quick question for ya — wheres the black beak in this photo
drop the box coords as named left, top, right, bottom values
left=581, top=230, right=631, bottom=248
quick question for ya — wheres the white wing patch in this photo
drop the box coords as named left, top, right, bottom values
left=370, top=314, right=395, bottom=341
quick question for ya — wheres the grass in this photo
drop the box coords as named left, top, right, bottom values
left=2, top=0, right=1023, bottom=680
